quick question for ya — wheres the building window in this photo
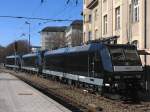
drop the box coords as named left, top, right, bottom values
left=132, top=0, right=139, bottom=22
left=94, top=9, right=98, bottom=21
left=89, top=14, right=92, bottom=23
left=103, top=15, right=107, bottom=34
left=88, top=31, right=92, bottom=41
left=115, top=6, right=120, bottom=30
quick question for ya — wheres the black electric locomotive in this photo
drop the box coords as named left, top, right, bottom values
left=43, top=43, right=144, bottom=96
left=5, top=43, right=144, bottom=98
left=5, top=55, right=22, bottom=70
left=21, top=52, right=42, bottom=73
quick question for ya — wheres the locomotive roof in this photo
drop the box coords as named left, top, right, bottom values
left=6, top=55, right=20, bottom=59
left=22, top=53, right=39, bottom=58
left=44, top=43, right=103, bottom=56
left=44, top=43, right=137, bottom=56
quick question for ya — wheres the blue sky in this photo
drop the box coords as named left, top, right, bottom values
left=0, top=0, right=83, bottom=47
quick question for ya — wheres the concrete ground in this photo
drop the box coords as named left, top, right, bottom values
left=0, top=72, right=71, bottom=112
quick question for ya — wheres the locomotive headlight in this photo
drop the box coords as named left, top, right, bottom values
left=114, top=83, right=118, bottom=87
left=105, top=84, right=110, bottom=87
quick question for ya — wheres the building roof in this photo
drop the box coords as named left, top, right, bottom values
left=41, top=26, right=67, bottom=32
left=70, top=20, right=83, bottom=26
left=65, top=20, right=83, bottom=32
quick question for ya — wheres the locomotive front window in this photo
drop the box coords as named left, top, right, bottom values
left=124, top=49, right=139, bottom=61
left=109, top=47, right=141, bottom=66
left=110, top=48, right=125, bottom=61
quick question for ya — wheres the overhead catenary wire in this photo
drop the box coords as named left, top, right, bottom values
left=65, top=3, right=82, bottom=21
left=43, top=5, right=72, bottom=24
left=42, top=0, right=82, bottom=25
left=0, top=15, right=75, bottom=22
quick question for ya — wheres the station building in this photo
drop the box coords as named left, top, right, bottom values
left=65, top=20, right=83, bottom=47
left=83, top=0, right=150, bottom=65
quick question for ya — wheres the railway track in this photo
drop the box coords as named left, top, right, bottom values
left=2, top=69, right=150, bottom=112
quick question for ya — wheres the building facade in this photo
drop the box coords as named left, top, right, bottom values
left=146, top=0, right=150, bottom=65
left=41, top=26, right=66, bottom=50
left=65, top=20, right=83, bottom=47
left=83, top=0, right=150, bottom=65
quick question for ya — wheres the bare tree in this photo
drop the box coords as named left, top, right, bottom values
left=5, top=40, right=31, bottom=56
left=0, top=46, right=5, bottom=63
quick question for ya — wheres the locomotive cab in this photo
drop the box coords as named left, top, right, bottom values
left=100, top=44, right=144, bottom=97
left=101, top=45, right=143, bottom=73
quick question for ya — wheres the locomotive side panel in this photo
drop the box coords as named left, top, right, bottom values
left=22, top=54, right=41, bottom=73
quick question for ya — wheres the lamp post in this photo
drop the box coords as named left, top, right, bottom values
left=25, top=21, right=31, bottom=51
